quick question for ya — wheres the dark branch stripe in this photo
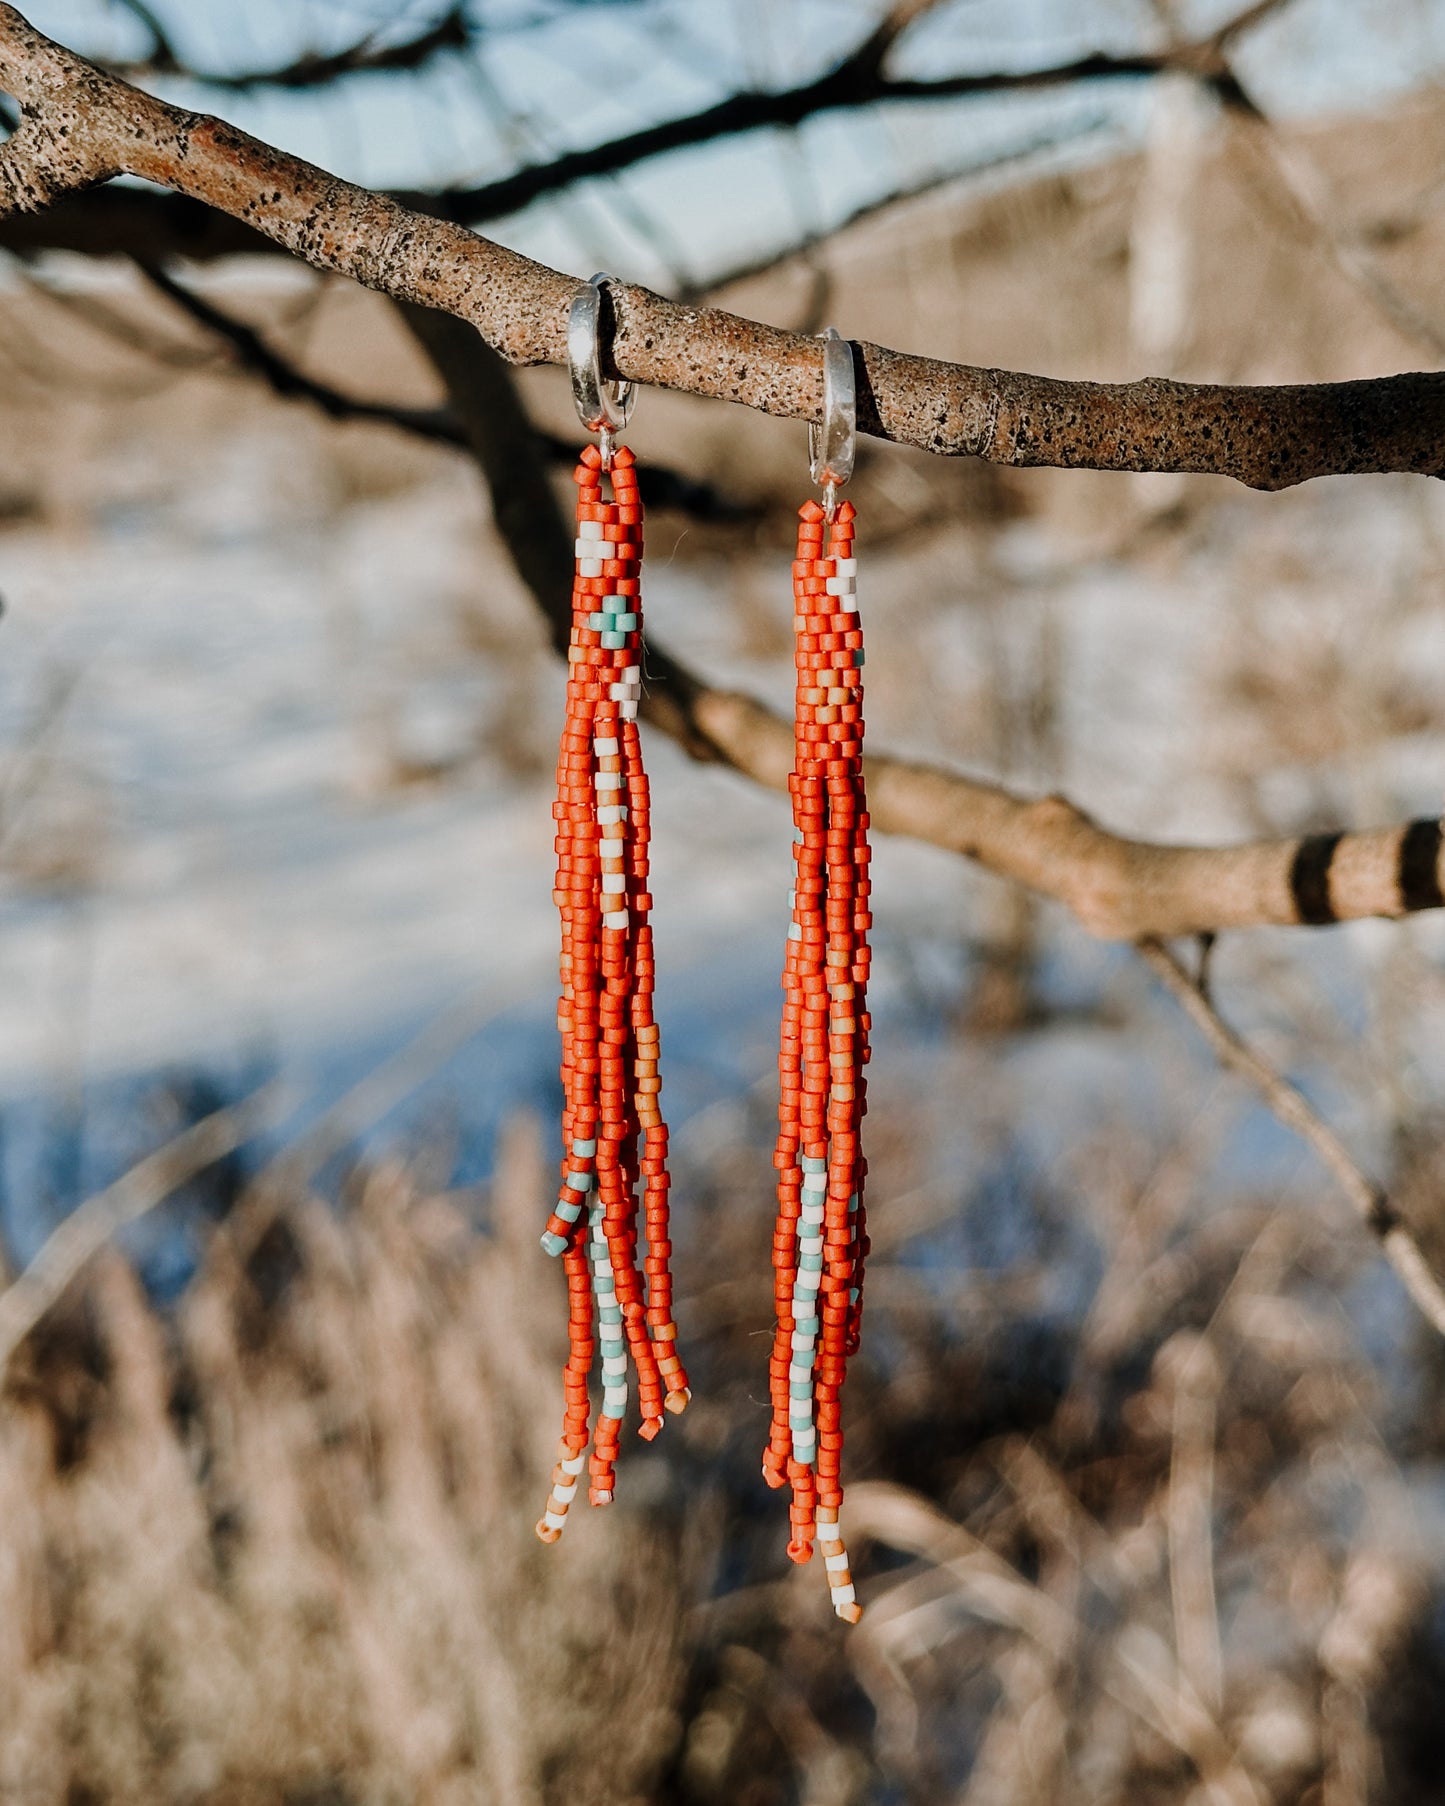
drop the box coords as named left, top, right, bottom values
left=1366, top=1191, right=1400, bottom=1237
left=1397, top=817, right=1444, bottom=913
left=1289, top=832, right=1343, bottom=925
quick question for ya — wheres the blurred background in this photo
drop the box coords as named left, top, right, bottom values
left=4, top=1, right=1445, bottom=1799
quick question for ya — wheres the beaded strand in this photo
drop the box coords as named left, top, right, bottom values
left=763, top=496, right=871, bottom=1622
left=536, top=440, right=689, bottom=1544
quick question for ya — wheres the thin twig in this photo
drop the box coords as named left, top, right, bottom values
left=0, top=1078, right=293, bottom=1375
left=1228, top=98, right=1445, bottom=361
left=137, top=260, right=468, bottom=444
left=1137, top=937, right=1445, bottom=1338
left=691, top=113, right=1117, bottom=301
left=137, top=264, right=755, bottom=518
left=106, top=1, right=473, bottom=92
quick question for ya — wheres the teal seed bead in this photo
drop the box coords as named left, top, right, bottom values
left=540, top=1231, right=567, bottom=1258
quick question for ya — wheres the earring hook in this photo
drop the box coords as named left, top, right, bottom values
left=807, top=325, right=855, bottom=521
left=568, top=272, right=635, bottom=469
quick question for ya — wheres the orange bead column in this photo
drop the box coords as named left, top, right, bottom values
left=536, top=440, right=688, bottom=1545
left=764, top=495, right=870, bottom=1622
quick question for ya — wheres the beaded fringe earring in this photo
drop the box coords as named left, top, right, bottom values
left=536, top=274, right=689, bottom=1546
left=762, top=328, right=871, bottom=1623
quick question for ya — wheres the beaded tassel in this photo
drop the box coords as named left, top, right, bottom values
left=763, top=495, right=871, bottom=1622
left=536, top=439, right=689, bottom=1545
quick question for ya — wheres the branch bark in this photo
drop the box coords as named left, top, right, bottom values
left=401, top=299, right=1445, bottom=942
left=0, top=6, right=1440, bottom=491
left=6, top=5, right=1445, bottom=946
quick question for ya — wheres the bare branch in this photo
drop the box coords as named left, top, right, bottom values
left=135, top=263, right=754, bottom=518
left=1207, top=0, right=1296, bottom=55
left=0, top=1079, right=293, bottom=1376
left=421, top=1, right=1273, bottom=230
left=402, top=298, right=1445, bottom=946
left=108, top=0, right=179, bottom=74
left=9, top=6, right=1445, bottom=956
left=1228, top=98, right=1445, bottom=359
left=692, top=113, right=1115, bottom=301
left=0, top=1, right=1285, bottom=265
left=137, top=261, right=469, bottom=444
left=0, top=8, right=1437, bottom=491
left=106, top=2, right=473, bottom=92
left=1137, top=938, right=1445, bottom=1339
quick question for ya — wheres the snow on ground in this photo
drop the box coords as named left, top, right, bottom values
left=1, top=413, right=1444, bottom=1349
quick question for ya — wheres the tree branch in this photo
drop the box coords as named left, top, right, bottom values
left=689, top=113, right=1115, bottom=302
left=0, top=7, right=1437, bottom=492
left=0, top=1079, right=292, bottom=1375
left=104, top=1, right=473, bottom=92
left=1137, top=937, right=1445, bottom=1338
left=134, top=262, right=754, bottom=518
left=4, top=6, right=1444, bottom=943
left=0, top=2, right=1279, bottom=270
left=138, top=259, right=469, bottom=443
left=403, top=0, right=1272, bottom=229
left=400, top=298, right=1445, bottom=943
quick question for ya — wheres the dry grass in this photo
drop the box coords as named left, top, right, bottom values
left=0, top=1120, right=685, bottom=1806
left=0, top=1091, right=1442, bottom=1804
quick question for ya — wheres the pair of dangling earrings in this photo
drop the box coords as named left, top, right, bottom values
left=533, top=275, right=871, bottom=1624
